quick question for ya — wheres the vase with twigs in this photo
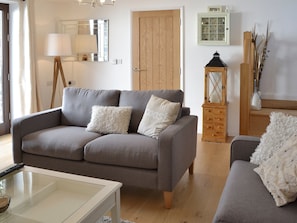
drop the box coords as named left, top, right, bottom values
left=250, top=22, right=270, bottom=110
left=252, top=22, right=270, bottom=91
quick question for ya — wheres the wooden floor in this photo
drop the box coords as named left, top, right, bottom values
left=0, top=134, right=231, bottom=223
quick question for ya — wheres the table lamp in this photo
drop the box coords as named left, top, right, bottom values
left=45, top=33, right=72, bottom=108
left=75, top=34, right=98, bottom=61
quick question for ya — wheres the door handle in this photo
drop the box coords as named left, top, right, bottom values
left=133, top=67, right=147, bottom=72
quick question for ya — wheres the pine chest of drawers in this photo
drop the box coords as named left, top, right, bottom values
left=202, top=104, right=227, bottom=142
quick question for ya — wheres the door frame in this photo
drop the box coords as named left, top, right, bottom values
left=131, top=7, right=184, bottom=91
left=0, top=3, right=10, bottom=135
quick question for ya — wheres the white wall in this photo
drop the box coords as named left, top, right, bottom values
left=34, top=0, right=297, bottom=136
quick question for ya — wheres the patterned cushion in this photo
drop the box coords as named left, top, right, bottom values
left=250, top=112, right=297, bottom=165
left=119, top=90, right=183, bottom=133
left=137, top=95, right=180, bottom=139
left=254, top=135, right=297, bottom=206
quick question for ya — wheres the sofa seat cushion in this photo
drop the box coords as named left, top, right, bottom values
left=213, top=160, right=297, bottom=223
left=84, top=133, right=158, bottom=169
left=22, top=126, right=100, bottom=161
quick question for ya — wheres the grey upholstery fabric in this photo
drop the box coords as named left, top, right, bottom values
left=22, top=126, right=100, bottom=160
left=22, top=153, right=159, bottom=190
left=213, top=135, right=297, bottom=223
left=158, top=115, right=198, bottom=190
left=85, top=133, right=158, bottom=169
left=230, top=135, right=260, bottom=166
left=12, top=108, right=61, bottom=163
left=12, top=88, right=197, bottom=195
left=119, top=90, right=184, bottom=133
left=181, top=107, right=190, bottom=116
left=61, top=87, right=121, bottom=126
left=213, top=161, right=297, bottom=223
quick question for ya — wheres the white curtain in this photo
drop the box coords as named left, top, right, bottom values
left=10, top=0, right=40, bottom=120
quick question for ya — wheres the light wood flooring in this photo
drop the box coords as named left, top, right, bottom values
left=0, top=134, right=231, bottom=223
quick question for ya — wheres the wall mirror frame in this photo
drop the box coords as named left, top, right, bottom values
left=58, top=19, right=109, bottom=62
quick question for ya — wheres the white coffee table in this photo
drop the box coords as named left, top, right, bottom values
left=0, top=166, right=122, bottom=223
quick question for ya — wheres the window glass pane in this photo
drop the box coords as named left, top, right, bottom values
left=208, top=72, right=222, bottom=103
left=0, top=10, right=3, bottom=123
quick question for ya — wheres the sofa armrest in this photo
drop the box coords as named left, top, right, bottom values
left=181, top=107, right=190, bottom=116
left=230, top=135, right=260, bottom=167
left=158, top=115, right=198, bottom=191
left=12, top=108, right=62, bottom=163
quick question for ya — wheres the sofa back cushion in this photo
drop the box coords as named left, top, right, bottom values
left=119, top=90, right=184, bottom=133
left=61, top=87, right=121, bottom=127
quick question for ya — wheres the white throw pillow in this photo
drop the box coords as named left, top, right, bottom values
left=86, top=106, right=132, bottom=134
left=250, top=112, right=297, bottom=165
left=254, top=135, right=297, bottom=207
left=137, top=95, right=181, bottom=139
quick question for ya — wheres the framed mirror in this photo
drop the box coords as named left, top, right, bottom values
left=58, top=19, right=109, bottom=62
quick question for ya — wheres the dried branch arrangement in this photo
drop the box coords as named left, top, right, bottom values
left=252, top=22, right=270, bottom=91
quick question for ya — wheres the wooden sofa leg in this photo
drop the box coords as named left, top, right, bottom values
left=189, top=161, right=194, bottom=175
left=163, top=191, right=173, bottom=209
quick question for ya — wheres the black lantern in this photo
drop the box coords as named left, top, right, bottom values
left=204, top=52, right=227, bottom=105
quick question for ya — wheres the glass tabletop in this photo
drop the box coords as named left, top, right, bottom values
left=0, top=167, right=117, bottom=223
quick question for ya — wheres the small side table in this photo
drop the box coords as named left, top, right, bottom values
left=202, top=104, right=227, bottom=142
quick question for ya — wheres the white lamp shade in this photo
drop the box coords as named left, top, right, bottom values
left=75, top=35, right=98, bottom=54
left=45, top=33, right=72, bottom=56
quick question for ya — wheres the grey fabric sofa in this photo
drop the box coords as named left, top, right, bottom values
left=12, top=87, right=198, bottom=208
left=213, top=135, right=297, bottom=223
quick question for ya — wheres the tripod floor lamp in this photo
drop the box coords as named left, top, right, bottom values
left=45, top=33, right=72, bottom=108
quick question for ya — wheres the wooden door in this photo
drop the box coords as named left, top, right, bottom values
left=132, top=10, right=180, bottom=90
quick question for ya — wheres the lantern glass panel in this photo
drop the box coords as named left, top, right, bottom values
left=208, top=72, right=222, bottom=103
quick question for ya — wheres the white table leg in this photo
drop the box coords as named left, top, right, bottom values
left=111, top=189, right=121, bottom=223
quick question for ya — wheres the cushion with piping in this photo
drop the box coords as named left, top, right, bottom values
left=119, top=90, right=184, bottom=133
left=137, top=95, right=180, bottom=139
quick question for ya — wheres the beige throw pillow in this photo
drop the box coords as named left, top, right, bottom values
left=254, top=135, right=297, bottom=207
left=137, top=95, right=180, bottom=139
left=86, top=106, right=132, bottom=134
left=250, top=112, right=297, bottom=165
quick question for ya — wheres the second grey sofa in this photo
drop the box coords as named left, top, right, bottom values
left=213, top=135, right=297, bottom=222
left=12, top=87, right=198, bottom=208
